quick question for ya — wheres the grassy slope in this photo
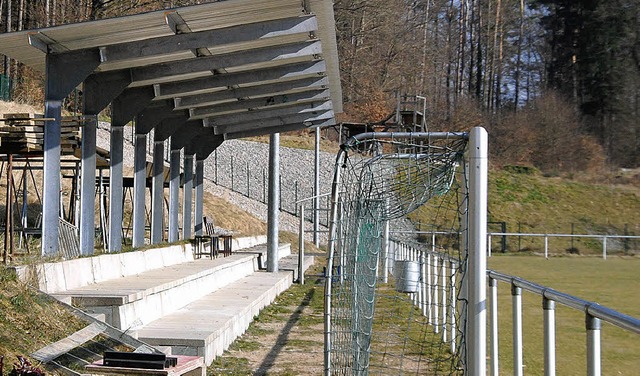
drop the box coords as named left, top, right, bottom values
left=0, top=270, right=87, bottom=373
left=489, top=169, right=640, bottom=236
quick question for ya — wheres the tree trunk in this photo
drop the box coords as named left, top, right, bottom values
left=513, top=0, right=524, bottom=110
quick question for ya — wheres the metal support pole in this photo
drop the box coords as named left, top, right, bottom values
left=132, top=133, right=147, bottom=248
left=489, top=277, right=499, bottom=376
left=450, top=261, right=457, bottom=354
left=586, top=314, right=602, bottom=376
left=168, top=148, right=180, bottom=242
left=441, top=259, right=448, bottom=342
left=512, top=285, right=523, bottom=376
left=382, top=214, right=390, bottom=283
left=42, top=100, right=62, bottom=256
left=267, top=133, right=280, bottom=272
left=545, top=235, right=549, bottom=259
left=80, top=115, right=97, bottom=255
left=109, top=125, right=124, bottom=252
left=194, top=159, right=204, bottom=236
left=468, top=127, right=488, bottom=376
left=421, top=253, right=428, bottom=316
left=433, top=256, right=440, bottom=333
left=314, top=128, right=320, bottom=246
left=298, top=205, right=305, bottom=284
left=151, top=140, right=164, bottom=244
left=182, top=155, right=194, bottom=239
left=602, top=237, right=607, bottom=260
left=426, top=252, right=433, bottom=324
left=543, top=298, right=556, bottom=376
left=488, top=235, right=492, bottom=257
left=4, top=154, right=13, bottom=264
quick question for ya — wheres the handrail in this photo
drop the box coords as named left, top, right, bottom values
left=488, top=232, right=640, bottom=240
left=487, top=270, right=640, bottom=334
left=295, top=192, right=331, bottom=204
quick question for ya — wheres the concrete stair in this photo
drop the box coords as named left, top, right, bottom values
left=17, top=239, right=315, bottom=367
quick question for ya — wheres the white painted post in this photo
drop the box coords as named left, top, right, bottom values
left=586, top=315, right=602, bottom=376
left=449, top=261, right=457, bottom=354
left=441, top=259, right=448, bottom=342
left=512, top=285, right=524, bottom=376
left=433, top=256, right=440, bottom=333
left=543, top=297, right=556, bottom=376
left=489, top=277, right=499, bottom=376
left=488, top=234, right=492, bottom=257
left=544, top=235, right=549, bottom=259
left=468, top=127, right=488, bottom=376
left=298, top=205, right=305, bottom=284
left=426, top=252, right=432, bottom=321
left=382, top=211, right=390, bottom=283
left=602, top=236, right=607, bottom=260
left=421, top=253, right=428, bottom=316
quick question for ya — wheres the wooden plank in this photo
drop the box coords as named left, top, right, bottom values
left=2, top=112, right=44, bottom=119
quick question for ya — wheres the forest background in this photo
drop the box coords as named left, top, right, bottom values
left=1, top=0, right=639, bottom=176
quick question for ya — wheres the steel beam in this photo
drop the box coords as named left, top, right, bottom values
left=130, top=40, right=322, bottom=86
left=194, top=159, right=204, bottom=236
left=42, top=50, right=101, bottom=257
left=84, top=70, right=131, bottom=114
left=111, top=87, right=155, bottom=126
left=190, top=89, right=330, bottom=119
left=132, top=130, right=147, bottom=248
left=208, top=101, right=333, bottom=128
left=182, top=154, right=194, bottom=239
left=174, top=76, right=328, bottom=109
left=137, top=102, right=186, bottom=135
left=108, top=124, right=124, bottom=252
left=214, top=109, right=334, bottom=135
left=267, top=133, right=280, bottom=273
left=155, top=60, right=326, bottom=99
left=169, top=139, right=186, bottom=242
left=99, top=16, right=317, bottom=63
left=79, top=115, right=97, bottom=256
left=224, top=118, right=335, bottom=140
left=151, top=139, right=164, bottom=244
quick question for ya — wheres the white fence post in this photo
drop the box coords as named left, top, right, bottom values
left=298, top=205, right=305, bottom=284
left=468, top=126, right=488, bottom=376
left=586, top=314, right=602, bottom=376
left=450, top=260, right=457, bottom=354
left=512, top=285, right=524, bottom=376
left=602, top=236, right=607, bottom=260
left=543, top=297, right=556, bottom=376
left=489, top=277, right=499, bottom=376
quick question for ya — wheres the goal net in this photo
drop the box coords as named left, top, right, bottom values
left=324, top=131, right=471, bottom=375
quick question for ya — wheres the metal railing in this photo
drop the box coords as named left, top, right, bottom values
left=487, top=270, right=640, bottom=376
left=387, top=239, right=461, bottom=354
left=488, top=232, right=640, bottom=259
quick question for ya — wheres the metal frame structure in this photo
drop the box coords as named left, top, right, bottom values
left=0, top=0, right=342, bottom=258
left=323, top=128, right=488, bottom=375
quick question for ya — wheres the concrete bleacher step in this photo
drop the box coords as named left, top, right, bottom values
left=233, top=243, right=291, bottom=270
left=53, top=253, right=261, bottom=330
left=134, top=270, right=294, bottom=366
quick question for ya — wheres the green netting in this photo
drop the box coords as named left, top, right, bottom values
left=325, top=133, right=469, bottom=375
left=0, top=74, right=12, bottom=101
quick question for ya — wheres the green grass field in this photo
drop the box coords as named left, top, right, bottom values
left=487, top=255, right=640, bottom=376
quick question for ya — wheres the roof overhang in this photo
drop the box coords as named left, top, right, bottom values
left=0, top=0, right=342, bottom=146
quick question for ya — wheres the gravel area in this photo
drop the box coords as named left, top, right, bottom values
left=96, top=122, right=416, bottom=244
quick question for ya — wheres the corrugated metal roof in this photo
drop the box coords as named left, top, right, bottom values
left=0, top=0, right=342, bottom=141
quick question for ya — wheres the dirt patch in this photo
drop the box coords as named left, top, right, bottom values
left=209, top=271, right=326, bottom=376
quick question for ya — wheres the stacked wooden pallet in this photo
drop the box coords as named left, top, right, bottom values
left=0, top=113, right=84, bottom=154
